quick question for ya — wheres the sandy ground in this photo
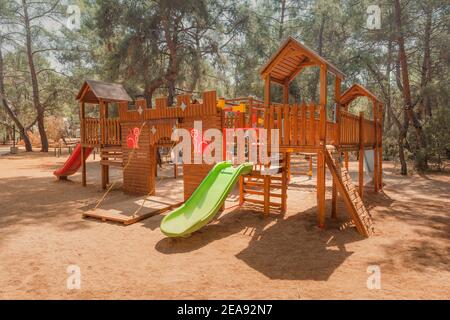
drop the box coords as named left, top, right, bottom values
left=0, top=148, right=449, bottom=299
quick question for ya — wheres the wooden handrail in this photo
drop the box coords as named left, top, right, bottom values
left=81, top=117, right=121, bottom=146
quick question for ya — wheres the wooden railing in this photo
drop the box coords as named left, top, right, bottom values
left=339, top=110, right=377, bottom=148
left=265, top=103, right=329, bottom=149
left=83, top=118, right=100, bottom=145
left=263, top=104, right=379, bottom=150
left=101, top=118, right=121, bottom=145
left=118, top=91, right=218, bottom=122
left=339, top=111, right=360, bottom=146
left=82, top=117, right=121, bottom=146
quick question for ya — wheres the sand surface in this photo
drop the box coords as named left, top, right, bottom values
left=0, top=149, right=449, bottom=299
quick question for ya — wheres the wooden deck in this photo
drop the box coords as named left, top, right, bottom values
left=82, top=196, right=183, bottom=225
left=82, top=177, right=184, bottom=225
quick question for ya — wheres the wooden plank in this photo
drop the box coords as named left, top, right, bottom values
left=244, top=197, right=282, bottom=208
left=359, top=112, right=364, bottom=199
left=291, top=104, right=298, bottom=145
left=316, top=150, right=326, bottom=228
left=283, top=104, right=290, bottom=145
left=308, top=104, right=315, bottom=145
left=83, top=196, right=183, bottom=225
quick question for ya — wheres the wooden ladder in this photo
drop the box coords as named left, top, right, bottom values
left=240, top=154, right=288, bottom=214
left=325, top=145, right=374, bottom=237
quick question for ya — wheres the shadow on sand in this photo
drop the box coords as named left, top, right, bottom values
left=154, top=200, right=365, bottom=281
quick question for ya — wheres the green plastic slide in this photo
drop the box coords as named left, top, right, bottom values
left=160, top=162, right=253, bottom=237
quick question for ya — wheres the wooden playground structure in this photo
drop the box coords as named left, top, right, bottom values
left=70, top=37, right=382, bottom=237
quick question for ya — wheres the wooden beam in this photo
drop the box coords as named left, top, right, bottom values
left=264, top=75, right=271, bottom=107
left=332, top=76, right=341, bottom=217
left=334, top=77, right=341, bottom=146
left=287, top=56, right=310, bottom=83
left=317, top=150, right=326, bottom=228
left=283, top=83, right=289, bottom=104
left=263, top=175, right=270, bottom=215
left=319, top=64, right=328, bottom=107
left=373, top=98, right=379, bottom=192
left=80, top=101, right=87, bottom=187
left=269, top=76, right=286, bottom=86
left=81, top=146, right=86, bottom=187
left=359, top=112, right=364, bottom=199
left=378, top=103, right=383, bottom=190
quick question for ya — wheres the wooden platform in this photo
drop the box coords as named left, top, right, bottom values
left=82, top=194, right=183, bottom=225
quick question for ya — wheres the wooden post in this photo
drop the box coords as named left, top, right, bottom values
left=359, top=112, right=364, bottom=199
left=317, top=150, right=326, bottom=228
left=334, top=77, right=341, bottom=145
left=80, top=101, right=87, bottom=186
left=331, top=77, right=341, bottom=219
left=281, top=153, right=288, bottom=213
left=378, top=103, right=383, bottom=190
left=308, top=155, right=313, bottom=177
left=239, top=176, right=245, bottom=205
left=81, top=146, right=86, bottom=186
left=263, top=175, right=270, bottom=215
left=283, top=82, right=289, bottom=104
left=372, top=99, right=379, bottom=192
left=343, top=102, right=349, bottom=170
left=264, top=75, right=271, bottom=107
left=264, top=75, right=271, bottom=169
left=317, top=65, right=327, bottom=228
left=286, top=152, right=291, bottom=182
left=248, top=96, right=253, bottom=127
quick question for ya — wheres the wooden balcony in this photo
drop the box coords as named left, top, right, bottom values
left=264, top=103, right=380, bottom=152
left=81, top=117, right=121, bottom=146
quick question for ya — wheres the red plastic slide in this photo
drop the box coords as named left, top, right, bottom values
left=53, top=143, right=93, bottom=178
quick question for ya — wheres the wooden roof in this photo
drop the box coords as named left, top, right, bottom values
left=76, top=80, right=132, bottom=103
left=340, top=84, right=381, bottom=105
left=260, top=37, right=345, bottom=84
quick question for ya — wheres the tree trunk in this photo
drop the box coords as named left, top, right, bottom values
left=22, top=0, right=48, bottom=152
left=393, top=0, right=428, bottom=171
left=0, top=37, right=32, bottom=152
left=385, top=38, right=393, bottom=129
left=308, top=14, right=325, bottom=101
left=162, top=13, right=180, bottom=107
left=278, top=0, right=286, bottom=40
left=419, top=6, right=433, bottom=118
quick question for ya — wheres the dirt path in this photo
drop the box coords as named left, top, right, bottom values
left=0, top=151, right=449, bottom=299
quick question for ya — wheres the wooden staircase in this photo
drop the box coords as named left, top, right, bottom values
left=325, top=146, right=374, bottom=237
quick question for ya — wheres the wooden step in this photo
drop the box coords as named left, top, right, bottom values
left=101, top=146, right=122, bottom=153
left=244, top=197, right=281, bottom=208
left=100, top=160, right=123, bottom=167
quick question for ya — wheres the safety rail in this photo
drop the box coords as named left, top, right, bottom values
left=82, top=118, right=100, bottom=145
left=82, top=117, right=121, bottom=146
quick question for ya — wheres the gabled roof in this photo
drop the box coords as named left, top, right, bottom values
left=76, top=80, right=132, bottom=103
left=260, top=37, right=345, bottom=84
left=340, top=84, right=381, bottom=105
